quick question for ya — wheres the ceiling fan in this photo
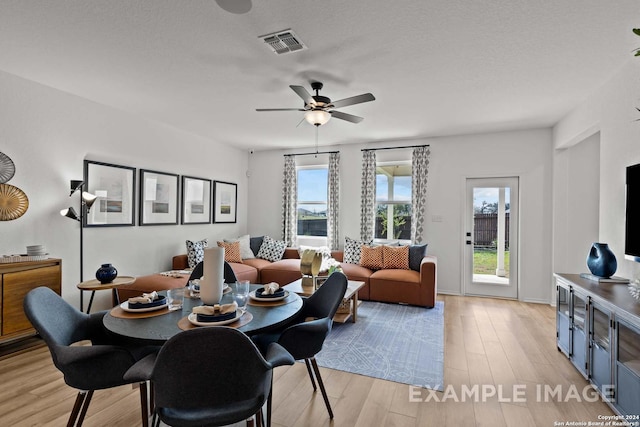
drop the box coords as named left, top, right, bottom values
left=256, top=82, right=375, bottom=126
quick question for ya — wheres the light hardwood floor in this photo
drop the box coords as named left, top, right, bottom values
left=0, top=295, right=614, bottom=426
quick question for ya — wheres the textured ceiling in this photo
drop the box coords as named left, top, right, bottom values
left=0, top=0, right=637, bottom=152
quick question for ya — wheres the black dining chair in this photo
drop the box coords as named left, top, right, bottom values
left=224, top=260, right=238, bottom=283
left=253, top=272, right=348, bottom=421
left=189, top=261, right=236, bottom=283
left=124, top=326, right=294, bottom=427
left=23, top=286, right=158, bottom=427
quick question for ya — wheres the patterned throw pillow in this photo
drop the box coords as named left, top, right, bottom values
left=383, top=245, right=410, bottom=270
left=256, top=236, right=287, bottom=262
left=360, top=245, right=384, bottom=270
left=224, top=234, right=254, bottom=259
left=217, top=241, right=243, bottom=263
left=186, top=239, right=208, bottom=269
left=409, top=244, right=428, bottom=271
left=344, top=236, right=372, bottom=264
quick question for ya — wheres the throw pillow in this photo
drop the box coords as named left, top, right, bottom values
left=186, top=239, right=208, bottom=269
left=360, top=245, right=384, bottom=270
left=250, top=236, right=264, bottom=257
left=297, top=245, right=331, bottom=259
left=224, top=234, right=254, bottom=259
left=217, top=241, right=243, bottom=263
left=344, top=236, right=372, bottom=264
left=256, top=235, right=287, bottom=262
left=409, top=244, right=428, bottom=271
left=383, top=245, right=410, bottom=270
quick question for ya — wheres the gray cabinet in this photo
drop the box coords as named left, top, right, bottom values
left=555, top=273, right=640, bottom=416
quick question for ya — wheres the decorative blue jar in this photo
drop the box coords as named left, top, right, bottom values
left=96, top=263, right=118, bottom=284
left=586, top=243, right=617, bottom=278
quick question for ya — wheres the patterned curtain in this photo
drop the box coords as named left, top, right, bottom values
left=282, top=156, right=297, bottom=247
left=411, top=146, right=430, bottom=244
left=326, top=152, right=340, bottom=250
left=360, top=150, right=376, bottom=242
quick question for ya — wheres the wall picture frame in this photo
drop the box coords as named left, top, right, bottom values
left=181, top=175, right=212, bottom=224
left=213, top=180, right=237, bottom=223
left=139, top=169, right=179, bottom=225
left=84, top=160, right=136, bottom=227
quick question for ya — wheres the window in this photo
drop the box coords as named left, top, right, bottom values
left=297, top=167, right=328, bottom=236
left=375, top=163, right=411, bottom=240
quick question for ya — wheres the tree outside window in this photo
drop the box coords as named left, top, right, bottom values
left=375, top=164, right=412, bottom=240
left=297, top=167, right=328, bottom=236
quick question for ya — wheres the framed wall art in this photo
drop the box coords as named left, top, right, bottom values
left=84, top=160, right=136, bottom=227
left=213, top=180, right=237, bottom=223
left=139, top=169, right=179, bottom=225
left=181, top=175, right=212, bottom=224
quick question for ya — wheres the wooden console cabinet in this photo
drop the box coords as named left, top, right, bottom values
left=0, top=259, right=61, bottom=343
left=556, top=273, right=640, bottom=416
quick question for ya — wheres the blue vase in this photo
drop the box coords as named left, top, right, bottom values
left=96, top=263, right=118, bottom=284
left=586, top=243, right=617, bottom=278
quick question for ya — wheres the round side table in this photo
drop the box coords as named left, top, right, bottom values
left=77, top=276, right=136, bottom=313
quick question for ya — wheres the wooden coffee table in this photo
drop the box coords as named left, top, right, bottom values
left=284, top=278, right=365, bottom=323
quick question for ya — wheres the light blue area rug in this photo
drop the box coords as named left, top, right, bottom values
left=316, top=301, right=444, bottom=391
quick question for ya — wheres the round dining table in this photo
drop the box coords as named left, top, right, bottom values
left=103, top=285, right=303, bottom=345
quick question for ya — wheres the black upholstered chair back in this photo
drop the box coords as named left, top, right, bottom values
left=151, top=327, right=271, bottom=411
left=188, top=261, right=204, bottom=281
left=302, top=272, right=348, bottom=320
left=224, top=260, right=238, bottom=283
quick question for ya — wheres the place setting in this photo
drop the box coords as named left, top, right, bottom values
left=110, top=291, right=173, bottom=319
left=178, top=300, right=253, bottom=330
left=247, top=282, right=294, bottom=307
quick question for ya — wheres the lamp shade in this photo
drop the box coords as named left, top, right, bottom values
left=82, top=192, right=97, bottom=211
left=304, top=110, right=331, bottom=126
left=60, top=206, right=80, bottom=221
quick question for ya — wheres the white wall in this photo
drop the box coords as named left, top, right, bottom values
left=248, top=128, right=554, bottom=303
left=552, top=132, right=600, bottom=276
left=0, top=71, right=249, bottom=311
left=553, top=59, right=640, bottom=282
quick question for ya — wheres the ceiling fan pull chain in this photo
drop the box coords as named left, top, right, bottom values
left=315, top=126, right=319, bottom=157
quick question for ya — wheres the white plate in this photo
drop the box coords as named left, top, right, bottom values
left=120, top=301, right=169, bottom=313
left=187, top=310, right=243, bottom=327
left=249, top=290, right=289, bottom=302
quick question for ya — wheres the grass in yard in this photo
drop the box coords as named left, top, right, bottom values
left=473, top=249, right=510, bottom=277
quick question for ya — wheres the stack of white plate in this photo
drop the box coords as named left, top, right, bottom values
left=26, top=245, right=46, bottom=256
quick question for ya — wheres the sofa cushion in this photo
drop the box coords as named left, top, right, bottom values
left=360, top=245, right=383, bottom=270
left=409, top=244, right=428, bottom=272
left=242, top=257, right=273, bottom=270
left=224, top=234, right=254, bottom=259
left=344, top=236, right=372, bottom=264
left=250, top=236, right=264, bottom=257
left=217, top=241, right=243, bottom=263
left=260, top=259, right=303, bottom=285
left=369, top=268, right=422, bottom=306
left=227, top=262, right=259, bottom=283
left=186, top=239, right=208, bottom=268
left=257, top=235, right=287, bottom=262
left=383, top=245, right=410, bottom=270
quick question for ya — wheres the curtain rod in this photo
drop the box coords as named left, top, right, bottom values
left=361, top=144, right=429, bottom=152
left=284, top=150, right=339, bottom=157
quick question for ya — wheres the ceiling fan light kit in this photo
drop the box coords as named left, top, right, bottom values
left=257, top=81, right=375, bottom=126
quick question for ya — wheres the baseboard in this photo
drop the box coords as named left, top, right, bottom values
left=436, top=290, right=461, bottom=296
left=521, top=297, right=552, bottom=305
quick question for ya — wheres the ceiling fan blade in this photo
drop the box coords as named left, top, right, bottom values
left=290, top=85, right=314, bottom=105
left=330, top=110, right=364, bottom=123
left=256, top=108, right=306, bottom=112
left=330, top=93, right=375, bottom=109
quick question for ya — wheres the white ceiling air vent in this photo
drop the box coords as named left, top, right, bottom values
left=259, top=29, right=307, bottom=55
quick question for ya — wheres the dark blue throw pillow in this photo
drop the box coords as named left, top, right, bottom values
left=250, top=236, right=264, bottom=257
left=409, top=244, right=428, bottom=271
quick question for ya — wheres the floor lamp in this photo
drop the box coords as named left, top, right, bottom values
left=60, top=180, right=97, bottom=312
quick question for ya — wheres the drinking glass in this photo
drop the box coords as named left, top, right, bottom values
left=233, top=280, right=250, bottom=310
left=167, top=287, right=184, bottom=310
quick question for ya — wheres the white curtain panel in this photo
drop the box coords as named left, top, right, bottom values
left=411, top=146, right=430, bottom=244
left=282, top=156, right=297, bottom=247
left=360, top=150, right=376, bottom=242
left=327, top=152, right=340, bottom=250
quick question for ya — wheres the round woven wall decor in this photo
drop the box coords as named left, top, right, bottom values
left=0, top=183, right=29, bottom=221
left=0, top=152, right=16, bottom=184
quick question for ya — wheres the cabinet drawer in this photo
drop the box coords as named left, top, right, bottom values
left=3, top=265, right=61, bottom=336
